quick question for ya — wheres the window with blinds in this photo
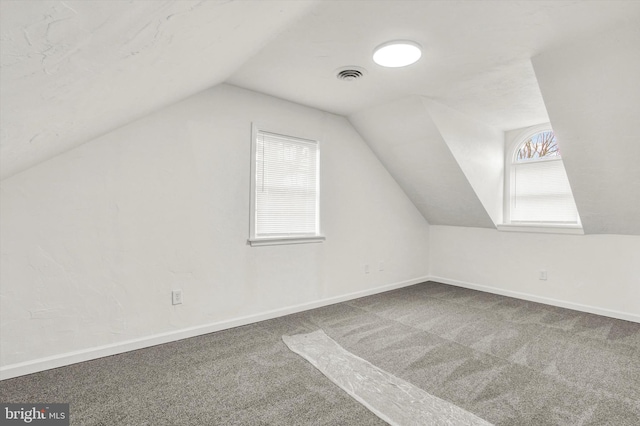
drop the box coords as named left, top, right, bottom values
left=511, top=159, right=579, bottom=223
left=249, top=127, right=323, bottom=245
left=508, top=129, right=580, bottom=225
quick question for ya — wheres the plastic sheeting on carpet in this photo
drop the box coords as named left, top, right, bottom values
left=283, top=330, right=493, bottom=426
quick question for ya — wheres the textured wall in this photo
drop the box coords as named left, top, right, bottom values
left=430, top=226, right=640, bottom=319
left=0, top=0, right=317, bottom=180
left=532, top=23, right=640, bottom=235
left=423, top=98, right=504, bottom=225
left=349, top=96, right=495, bottom=228
left=0, top=84, right=430, bottom=369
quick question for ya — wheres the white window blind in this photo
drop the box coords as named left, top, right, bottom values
left=254, top=130, right=320, bottom=239
left=511, top=158, right=579, bottom=223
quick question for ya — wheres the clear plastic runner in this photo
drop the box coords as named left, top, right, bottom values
left=283, top=330, right=493, bottom=426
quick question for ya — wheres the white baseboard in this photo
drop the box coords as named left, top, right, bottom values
left=5, top=274, right=636, bottom=380
left=430, top=275, right=640, bottom=324
left=0, top=276, right=429, bottom=381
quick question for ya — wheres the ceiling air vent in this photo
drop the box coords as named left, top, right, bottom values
left=336, top=66, right=366, bottom=81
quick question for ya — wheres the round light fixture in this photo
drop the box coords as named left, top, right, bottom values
left=373, top=40, right=422, bottom=68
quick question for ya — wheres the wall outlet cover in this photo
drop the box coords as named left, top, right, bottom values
left=172, top=290, right=183, bottom=305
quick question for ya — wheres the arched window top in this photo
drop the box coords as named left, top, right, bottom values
left=514, top=130, right=560, bottom=163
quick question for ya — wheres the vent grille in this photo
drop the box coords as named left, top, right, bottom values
left=336, top=67, right=366, bottom=81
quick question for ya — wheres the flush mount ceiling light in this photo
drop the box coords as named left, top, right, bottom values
left=373, top=40, right=422, bottom=68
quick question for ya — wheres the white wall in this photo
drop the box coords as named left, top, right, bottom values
left=422, top=98, right=504, bottom=225
left=429, top=225, right=640, bottom=321
left=349, top=96, right=494, bottom=228
left=532, top=23, right=640, bottom=235
left=0, top=84, right=430, bottom=376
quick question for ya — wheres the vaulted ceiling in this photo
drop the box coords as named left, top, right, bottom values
left=2, top=1, right=639, bottom=234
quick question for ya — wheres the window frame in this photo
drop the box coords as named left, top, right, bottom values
left=248, top=123, right=325, bottom=247
left=500, top=123, right=583, bottom=234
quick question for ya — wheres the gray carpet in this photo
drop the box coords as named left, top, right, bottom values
left=1, top=281, right=639, bottom=425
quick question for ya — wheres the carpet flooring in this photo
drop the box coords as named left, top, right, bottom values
left=1, top=281, right=639, bottom=425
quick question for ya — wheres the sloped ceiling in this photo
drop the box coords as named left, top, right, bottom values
left=532, top=23, right=640, bottom=235
left=422, top=99, right=504, bottom=226
left=0, top=0, right=317, bottom=179
left=2, top=1, right=640, bottom=234
left=350, top=96, right=495, bottom=228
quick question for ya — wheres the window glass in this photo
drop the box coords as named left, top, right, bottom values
left=515, top=130, right=560, bottom=162
left=507, top=128, right=580, bottom=225
left=250, top=128, right=322, bottom=244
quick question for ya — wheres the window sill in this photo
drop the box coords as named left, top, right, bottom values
left=497, top=223, right=584, bottom=235
left=248, top=236, right=325, bottom=247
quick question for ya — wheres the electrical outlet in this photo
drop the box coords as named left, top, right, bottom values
left=539, top=270, right=547, bottom=281
left=364, top=264, right=370, bottom=274
left=378, top=262, right=384, bottom=271
left=172, top=290, right=183, bottom=305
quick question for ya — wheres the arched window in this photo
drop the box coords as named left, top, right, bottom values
left=515, top=130, right=559, bottom=161
left=506, top=125, right=580, bottom=225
